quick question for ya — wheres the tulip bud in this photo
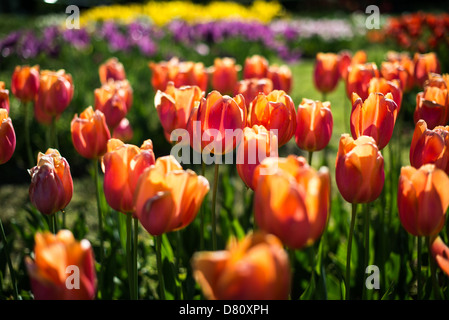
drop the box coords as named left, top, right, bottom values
left=397, top=164, right=449, bottom=237
left=0, top=109, right=16, bottom=165
left=11, top=65, right=40, bottom=103
left=243, top=55, right=269, bottom=80
left=414, top=52, right=441, bottom=88
left=25, top=230, right=96, bottom=300
left=210, top=57, right=240, bottom=95
left=112, top=118, right=134, bottom=142
left=192, top=232, right=291, bottom=300
left=313, top=52, right=339, bottom=94
left=99, top=57, right=126, bottom=84
left=345, top=62, right=379, bottom=100
left=267, top=64, right=292, bottom=94
left=336, top=134, right=385, bottom=204
left=0, top=82, right=10, bottom=113
left=386, top=51, right=415, bottom=91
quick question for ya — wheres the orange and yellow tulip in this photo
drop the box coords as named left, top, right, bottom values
left=0, top=109, right=16, bottom=165
left=336, top=134, right=385, bottom=204
left=192, top=231, right=290, bottom=300
left=313, top=52, right=339, bottom=94
left=25, top=230, right=96, bottom=300
left=414, top=52, right=441, bottom=88
left=345, top=62, right=379, bottom=100
left=294, top=98, right=333, bottom=152
left=397, top=164, right=449, bottom=237
left=210, top=57, right=240, bottom=95
left=234, top=78, right=273, bottom=108
left=11, top=65, right=40, bottom=103
left=0, top=82, right=10, bottom=113
left=267, top=64, right=292, bottom=94
left=99, top=57, right=126, bottom=84
left=243, top=55, right=269, bottom=80
left=368, top=77, right=403, bottom=112
left=134, top=155, right=209, bottom=236
left=338, top=50, right=367, bottom=82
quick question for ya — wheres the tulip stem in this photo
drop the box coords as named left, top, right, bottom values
left=346, top=202, right=357, bottom=300
left=126, top=213, right=137, bottom=300
left=211, top=162, right=220, bottom=251
left=93, top=160, right=104, bottom=265
left=133, top=217, right=139, bottom=300
left=362, top=203, right=370, bottom=300
left=417, top=236, right=422, bottom=300
left=156, top=235, right=166, bottom=300
left=23, top=101, right=34, bottom=167
left=50, top=117, right=58, bottom=150
left=0, top=218, right=19, bottom=300
left=308, top=151, right=313, bottom=166
left=200, top=160, right=206, bottom=250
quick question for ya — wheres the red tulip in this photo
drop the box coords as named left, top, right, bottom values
left=313, top=52, right=339, bottom=94
left=234, top=78, right=273, bottom=108
left=112, top=118, right=134, bottom=142
left=0, top=109, right=16, bottom=165
left=345, top=62, right=379, bottom=100
left=11, top=65, right=40, bottom=103
left=99, top=57, right=126, bottom=84
left=368, top=77, right=403, bottom=112
left=386, top=51, right=415, bottom=91
left=414, top=52, right=441, bottom=88
left=267, top=64, right=292, bottom=94
left=0, top=82, right=10, bottom=113
left=210, top=57, right=240, bottom=95
left=243, top=55, right=269, bottom=80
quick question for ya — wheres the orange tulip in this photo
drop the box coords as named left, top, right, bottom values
left=25, top=230, right=96, bottom=300
left=248, top=90, right=296, bottom=147
left=99, top=57, right=126, bottom=84
left=134, top=155, right=209, bottom=236
left=368, top=77, right=403, bottom=112
left=0, top=109, right=16, bottom=165
left=253, top=155, right=330, bottom=249
left=187, top=90, right=246, bottom=154
left=192, top=231, right=290, bottom=300
left=210, top=57, right=240, bottom=95
left=11, top=65, right=40, bottom=103
left=386, top=51, right=415, bottom=91
left=71, top=106, right=111, bottom=159
left=295, top=98, right=333, bottom=152
left=410, top=119, right=449, bottom=173
left=112, top=118, right=134, bottom=142
left=414, top=52, right=441, bottom=88
left=267, top=64, right=292, bottom=94
left=236, top=125, right=278, bottom=190
left=350, top=92, right=398, bottom=150
left=397, top=164, right=449, bottom=237
left=234, top=78, right=273, bottom=108
left=243, top=55, right=269, bottom=80
left=34, top=69, right=74, bottom=124
left=336, top=134, right=385, bottom=204
left=0, top=82, right=10, bottom=113
left=102, top=138, right=155, bottom=215
left=380, top=61, right=411, bottom=92
left=94, top=79, right=133, bottom=129
left=29, top=148, right=73, bottom=215
left=345, top=62, right=379, bottom=100
left=154, top=81, right=203, bottom=142
left=338, top=50, right=367, bottom=82
left=430, top=236, right=449, bottom=276
left=313, top=52, right=339, bottom=94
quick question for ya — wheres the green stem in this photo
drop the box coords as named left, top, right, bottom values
left=363, top=203, right=370, bottom=300
left=200, top=160, right=206, bottom=250
left=50, top=117, right=58, bottom=150
left=176, top=231, right=183, bottom=299
left=346, top=202, right=357, bottom=300
left=211, top=163, right=220, bottom=251
left=308, top=151, right=313, bottom=166
left=133, top=217, right=139, bottom=300
left=23, top=101, right=33, bottom=167
left=0, top=218, right=19, bottom=300
left=156, top=235, right=166, bottom=300
left=417, top=236, right=422, bottom=300
left=126, top=213, right=134, bottom=300
left=93, top=160, right=104, bottom=264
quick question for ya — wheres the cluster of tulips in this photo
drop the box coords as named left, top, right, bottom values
left=1, top=46, right=449, bottom=301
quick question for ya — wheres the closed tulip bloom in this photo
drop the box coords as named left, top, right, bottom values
left=295, top=98, right=333, bottom=152
left=314, top=52, right=339, bottom=94
left=11, top=65, right=40, bottom=103
left=103, top=138, right=155, bottom=215
left=155, top=81, right=203, bottom=142
left=380, top=61, right=411, bottom=92
left=0, top=82, right=10, bottom=113
left=71, top=106, right=111, bottom=159
left=248, top=90, right=296, bottom=147
left=148, top=58, right=177, bottom=92
left=414, top=76, right=448, bottom=130
left=210, top=57, right=240, bottom=95
left=94, top=79, right=133, bottom=129
left=345, top=62, right=379, bottom=100
left=192, top=232, right=291, bottom=300
left=410, top=119, right=449, bottom=173
left=397, top=164, right=449, bottom=237
left=35, top=69, right=74, bottom=124
left=112, top=118, right=134, bottom=142
left=134, top=155, right=209, bottom=236
left=243, top=55, right=269, bottom=80
left=187, top=90, right=246, bottom=154
left=338, top=50, right=367, bottom=82
left=267, top=64, right=292, bottom=94
left=368, top=77, right=403, bottom=112
left=336, top=134, right=385, bottom=204
left=414, top=52, right=441, bottom=88
left=253, top=155, right=331, bottom=249
left=29, top=149, right=73, bottom=215
left=0, top=109, right=16, bottom=165
left=234, top=78, right=273, bottom=108
left=351, top=92, right=398, bottom=150
left=236, top=125, right=278, bottom=190
left=386, top=51, right=415, bottom=91
left=99, top=57, right=126, bottom=84
left=430, top=236, right=449, bottom=276
left=25, top=230, right=96, bottom=300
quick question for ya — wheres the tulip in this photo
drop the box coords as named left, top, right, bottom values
left=103, top=138, right=155, bottom=215
left=267, top=64, right=292, bottom=93
left=154, top=81, right=203, bottom=142
left=0, top=82, right=10, bottom=113
left=234, top=78, right=273, bottom=108
left=430, top=236, right=449, bottom=276
left=397, top=164, right=449, bottom=237
left=345, top=62, right=379, bottom=100
left=386, top=51, right=415, bottom=91
left=236, top=125, right=278, bottom=190
left=253, top=155, right=331, bottom=249
left=99, top=57, right=126, bottom=84
left=243, top=55, right=269, bottom=80
left=134, top=155, right=209, bottom=236
left=29, top=148, right=73, bottom=216
left=25, top=230, right=96, bottom=300
left=192, top=231, right=291, bottom=300
left=247, top=90, right=296, bottom=147
left=11, top=65, right=40, bottom=103
left=313, top=52, right=339, bottom=94
left=368, top=77, right=403, bottom=112
left=380, top=61, right=411, bottom=92
left=112, top=118, right=134, bottom=142
left=338, top=50, right=367, bottom=82
left=336, top=134, right=385, bottom=204
left=0, top=109, right=16, bottom=165
left=71, top=106, right=111, bottom=159
left=94, top=79, right=133, bottom=129
left=410, top=119, right=449, bottom=173
left=414, top=52, right=441, bottom=88
left=350, top=92, right=398, bottom=150
left=294, top=98, right=333, bottom=153
left=34, top=69, right=74, bottom=125
left=210, top=57, right=240, bottom=95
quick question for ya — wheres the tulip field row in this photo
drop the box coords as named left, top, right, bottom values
left=1, top=3, right=449, bottom=302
